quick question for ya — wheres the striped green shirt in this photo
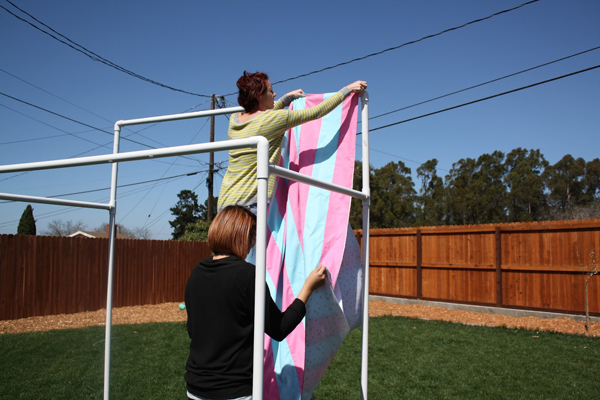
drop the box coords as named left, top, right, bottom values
left=218, top=88, right=350, bottom=209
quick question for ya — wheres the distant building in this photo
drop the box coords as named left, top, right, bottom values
left=68, top=225, right=131, bottom=239
left=68, top=230, right=130, bottom=239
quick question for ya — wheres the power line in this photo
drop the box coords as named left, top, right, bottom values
left=2, top=160, right=226, bottom=204
left=8, top=65, right=592, bottom=202
left=0, top=91, right=155, bottom=149
left=4, top=0, right=540, bottom=106
left=0, top=103, right=110, bottom=146
left=133, top=118, right=213, bottom=225
left=0, top=66, right=213, bottom=164
left=0, top=115, right=212, bottom=175
left=1, top=66, right=175, bottom=147
left=143, top=207, right=174, bottom=231
left=0, top=176, right=185, bottom=229
left=358, top=143, right=450, bottom=172
left=0, top=169, right=208, bottom=208
left=0, top=91, right=214, bottom=167
left=266, top=0, right=541, bottom=88
left=73, top=99, right=214, bottom=160
left=363, top=63, right=600, bottom=134
left=368, top=45, right=600, bottom=121
left=1, top=0, right=211, bottom=98
left=0, top=86, right=216, bottom=186
left=0, top=66, right=119, bottom=123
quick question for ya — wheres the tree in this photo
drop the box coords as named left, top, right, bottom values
left=577, top=249, right=599, bottom=333
left=445, top=152, right=508, bottom=225
left=179, top=220, right=212, bottom=242
left=199, top=196, right=218, bottom=221
left=93, top=223, right=153, bottom=239
left=370, top=161, right=416, bottom=228
left=504, top=148, right=548, bottom=222
left=169, top=190, right=201, bottom=240
left=445, top=157, right=478, bottom=225
left=17, top=204, right=36, bottom=235
left=349, top=161, right=370, bottom=230
left=415, top=159, right=446, bottom=226
left=43, top=220, right=87, bottom=236
left=543, top=155, right=586, bottom=212
left=582, top=158, right=600, bottom=204
left=472, top=151, right=508, bottom=224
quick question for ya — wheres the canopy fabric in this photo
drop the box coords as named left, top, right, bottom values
left=255, top=93, right=363, bottom=400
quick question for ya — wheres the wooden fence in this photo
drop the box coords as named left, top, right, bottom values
left=3, top=219, right=600, bottom=321
left=355, top=219, right=600, bottom=316
left=0, top=235, right=211, bottom=321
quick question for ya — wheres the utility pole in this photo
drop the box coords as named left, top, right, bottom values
left=207, top=94, right=215, bottom=221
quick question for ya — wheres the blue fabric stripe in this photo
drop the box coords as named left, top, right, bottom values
left=284, top=200, right=307, bottom=298
left=303, top=93, right=343, bottom=270
left=273, top=335, right=301, bottom=399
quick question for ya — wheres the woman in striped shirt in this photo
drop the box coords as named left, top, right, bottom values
left=218, top=71, right=366, bottom=212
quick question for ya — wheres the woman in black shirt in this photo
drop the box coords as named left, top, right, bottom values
left=185, top=205, right=326, bottom=400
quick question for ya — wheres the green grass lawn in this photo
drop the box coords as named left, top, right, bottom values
left=1, top=317, right=598, bottom=399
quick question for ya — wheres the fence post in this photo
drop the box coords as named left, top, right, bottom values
left=417, top=229, right=422, bottom=299
left=495, top=227, right=502, bottom=307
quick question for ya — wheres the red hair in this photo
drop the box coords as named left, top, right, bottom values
left=208, top=206, right=256, bottom=260
left=237, top=71, right=269, bottom=112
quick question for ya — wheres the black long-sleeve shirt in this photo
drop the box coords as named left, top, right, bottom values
left=184, top=255, right=306, bottom=399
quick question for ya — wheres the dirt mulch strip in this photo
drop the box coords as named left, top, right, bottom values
left=1, top=301, right=598, bottom=337
left=369, top=301, right=599, bottom=337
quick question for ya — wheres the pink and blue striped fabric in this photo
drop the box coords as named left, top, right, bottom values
left=258, top=93, right=364, bottom=399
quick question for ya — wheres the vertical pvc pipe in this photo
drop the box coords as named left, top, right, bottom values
left=103, top=124, right=121, bottom=400
left=252, top=136, right=270, bottom=400
left=360, top=91, right=370, bottom=400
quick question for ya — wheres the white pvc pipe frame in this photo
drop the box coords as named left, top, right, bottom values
left=0, top=91, right=371, bottom=400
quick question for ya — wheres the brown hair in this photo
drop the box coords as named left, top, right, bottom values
left=236, top=71, right=269, bottom=112
left=208, top=205, right=256, bottom=259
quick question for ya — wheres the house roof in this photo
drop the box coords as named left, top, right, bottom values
left=68, top=230, right=131, bottom=239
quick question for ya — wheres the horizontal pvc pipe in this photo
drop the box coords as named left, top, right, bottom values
left=116, top=106, right=244, bottom=128
left=0, top=192, right=111, bottom=210
left=0, top=138, right=259, bottom=174
left=269, top=165, right=368, bottom=201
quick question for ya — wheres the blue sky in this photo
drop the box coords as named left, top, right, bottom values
left=1, top=0, right=599, bottom=239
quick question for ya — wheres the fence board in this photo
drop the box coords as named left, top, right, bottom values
left=362, top=219, right=600, bottom=316
left=370, top=266, right=416, bottom=297
left=0, top=235, right=211, bottom=320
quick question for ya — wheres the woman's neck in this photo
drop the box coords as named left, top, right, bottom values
left=238, top=109, right=262, bottom=123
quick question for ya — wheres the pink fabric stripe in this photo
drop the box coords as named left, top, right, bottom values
left=264, top=224, right=283, bottom=400
left=272, top=157, right=289, bottom=234
left=285, top=127, right=304, bottom=253
left=263, top=340, right=281, bottom=400
left=319, top=94, right=359, bottom=285
left=267, top=169, right=290, bottom=289
left=288, top=95, right=324, bottom=254
left=265, top=225, right=283, bottom=288
left=273, top=177, right=288, bottom=222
